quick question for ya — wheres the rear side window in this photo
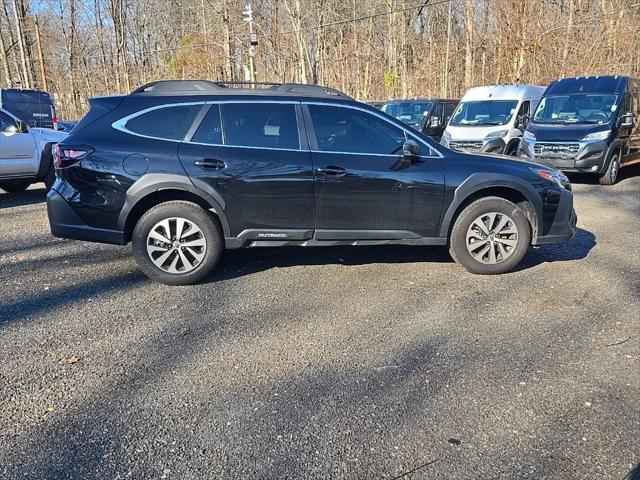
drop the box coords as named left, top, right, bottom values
left=220, top=103, right=299, bottom=149
left=125, top=104, right=202, bottom=141
left=191, top=105, right=222, bottom=144
left=309, top=104, right=405, bottom=155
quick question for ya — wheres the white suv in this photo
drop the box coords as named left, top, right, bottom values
left=0, top=107, right=67, bottom=192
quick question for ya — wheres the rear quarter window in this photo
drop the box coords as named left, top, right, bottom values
left=124, top=104, right=203, bottom=141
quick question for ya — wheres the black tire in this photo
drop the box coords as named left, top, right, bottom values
left=0, top=181, right=31, bottom=193
left=131, top=201, right=223, bottom=285
left=505, top=141, right=519, bottom=156
left=449, top=196, right=531, bottom=275
left=598, top=150, right=620, bottom=186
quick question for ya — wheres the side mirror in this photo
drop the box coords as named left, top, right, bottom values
left=516, top=114, right=529, bottom=130
left=403, top=139, right=421, bottom=158
left=430, top=117, right=441, bottom=128
left=620, top=113, right=634, bottom=128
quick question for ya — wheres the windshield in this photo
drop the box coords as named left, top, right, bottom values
left=382, top=101, right=433, bottom=125
left=450, top=100, right=518, bottom=126
left=532, top=94, right=618, bottom=124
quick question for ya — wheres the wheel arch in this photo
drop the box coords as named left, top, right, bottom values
left=439, top=173, right=542, bottom=242
left=118, top=174, right=230, bottom=243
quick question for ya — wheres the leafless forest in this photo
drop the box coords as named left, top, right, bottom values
left=1, top=0, right=639, bottom=119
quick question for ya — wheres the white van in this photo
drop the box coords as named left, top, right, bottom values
left=441, top=84, right=545, bottom=156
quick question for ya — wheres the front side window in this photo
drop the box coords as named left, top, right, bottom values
left=220, top=103, right=299, bottom=150
left=532, top=94, right=618, bottom=125
left=450, top=100, right=519, bottom=126
left=309, top=105, right=406, bottom=155
left=125, top=104, right=203, bottom=140
left=0, top=110, right=16, bottom=132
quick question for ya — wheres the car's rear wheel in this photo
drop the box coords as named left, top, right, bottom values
left=449, top=197, right=531, bottom=274
left=132, top=201, right=223, bottom=285
left=0, top=181, right=31, bottom=193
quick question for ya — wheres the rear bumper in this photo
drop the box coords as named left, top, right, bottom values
left=532, top=188, right=577, bottom=245
left=47, top=189, right=126, bottom=245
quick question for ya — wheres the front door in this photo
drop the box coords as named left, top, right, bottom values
left=305, top=103, right=445, bottom=239
left=0, top=110, right=37, bottom=176
left=178, top=101, right=315, bottom=241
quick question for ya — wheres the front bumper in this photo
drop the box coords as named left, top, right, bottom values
left=532, top=188, right=577, bottom=245
left=47, top=189, right=127, bottom=245
left=520, top=139, right=608, bottom=174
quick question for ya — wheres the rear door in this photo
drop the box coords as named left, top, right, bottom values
left=305, top=102, right=444, bottom=239
left=0, top=109, right=37, bottom=176
left=178, top=101, right=315, bottom=240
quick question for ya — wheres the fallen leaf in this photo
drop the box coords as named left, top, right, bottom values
left=67, top=355, right=79, bottom=364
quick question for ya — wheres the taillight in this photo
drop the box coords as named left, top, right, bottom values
left=54, top=144, right=93, bottom=168
left=52, top=116, right=58, bottom=130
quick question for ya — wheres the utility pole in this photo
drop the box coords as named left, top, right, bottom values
left=242, top=3, right=258, bottom=84
left=34, top=18, right=48, bottom=91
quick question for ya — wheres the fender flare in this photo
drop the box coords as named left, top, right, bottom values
left=117, top=173, right=230, bottom=237
left=602, top=139, right=625, bottom=172
left=35, top=142, right=54, bottom=179
left=438, top=172, right=543, bottom=239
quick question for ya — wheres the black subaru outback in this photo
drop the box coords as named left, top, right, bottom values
left=48, top=81, right=576, bottom=285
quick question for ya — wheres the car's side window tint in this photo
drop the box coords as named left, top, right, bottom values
left=309, top=105, right=405, bottom=155
left=0, top=111, right=15, bottom=132
left=191, top=105, right=222, bottom=144
left=125, top=104, right=202, bottom=141
left=220, top=103, right=299, bottom=150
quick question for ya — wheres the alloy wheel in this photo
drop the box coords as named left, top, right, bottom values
left=146, top=217, right=207, bottom=274
left=465, top=212, right=519, bottom=265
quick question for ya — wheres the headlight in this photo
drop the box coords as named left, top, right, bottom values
left=484, top=130, right=508, bottom=140
left=581, top=130, right=611, bottom=141
left=531, top=167, right=571, bottom=190
left=441, top=129, right=451, bottom=146
left=523, top=130, right=536, bottom=141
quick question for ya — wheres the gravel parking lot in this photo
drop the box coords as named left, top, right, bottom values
left=1, top=168, right=639, bottom=479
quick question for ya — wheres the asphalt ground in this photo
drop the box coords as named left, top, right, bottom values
left=1, top=167, right=639, bottom=479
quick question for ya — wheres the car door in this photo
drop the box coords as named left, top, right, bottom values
left=178, top=101, right=315, bottom=240
left=0, top=109, right=37, bottom=176
left=304, top=102, right=445, bottom=239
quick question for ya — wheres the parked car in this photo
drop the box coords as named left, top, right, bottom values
left=48, top=80, right=576, bottom=285
left=57, top=120, right=78, bottom=132
left=441, top=84, right=545, bottom=155
left=518, top=75, right=640, bottom=185
left=0, top=88, right=58, bottom=129
left=382, top=98, right=459, bottom=141
left=0, top=107, right=67, bottom=192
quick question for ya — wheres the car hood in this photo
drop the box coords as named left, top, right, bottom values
left=30, top=127, right=68, bottom=142
left=444, top=124, right=509, bottom=141
left=526, top=122, right=611, bottom=142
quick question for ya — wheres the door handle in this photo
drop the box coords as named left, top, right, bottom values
left=316, top=165, right=346, bottom=177
left=194, top=159, right=226, bottom=170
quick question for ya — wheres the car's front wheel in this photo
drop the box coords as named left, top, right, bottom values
left=449, top=197, right=531, bottom=274
left=132, top=201, right=223, bottom=285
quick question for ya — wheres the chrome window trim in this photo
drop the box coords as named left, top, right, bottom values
left=111, top=101, right=207, bottom=143
left=303, top=101, right=444, bottom=158
left=186, top=141, right=304, bottom=153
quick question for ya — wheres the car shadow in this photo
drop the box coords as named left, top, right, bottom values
left=202, top=227, right=596, bottom=284
left=0, top=186, right=47, bottom=209
left=516, top=227, right=596, bottom=271
left=567, top=162, right=640, bottom=185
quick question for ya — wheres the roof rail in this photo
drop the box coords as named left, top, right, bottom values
left=131, top=80, right=351, bottom=99
left=131, top=80, right=223, bottom=94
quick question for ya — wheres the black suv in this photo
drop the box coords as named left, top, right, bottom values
left=48, top=81, right=576, bottom=285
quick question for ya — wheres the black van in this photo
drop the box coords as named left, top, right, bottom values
left=0, top=88, right=57, bottom=129
left=519, top=75, right=640, bottom=185
left=382, top=98, right=458, bottom=141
